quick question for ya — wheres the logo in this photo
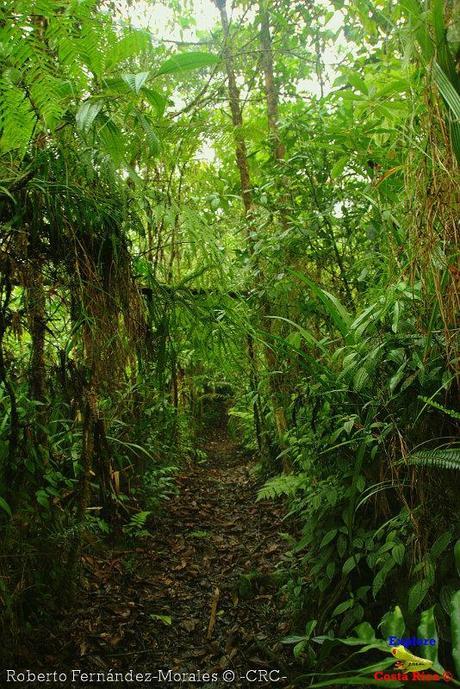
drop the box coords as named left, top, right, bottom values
left=373, top=644, right=455, bottom=683
left=391, top=645, right=433, bottom=672
left=374, top=670, right=454, bottom=682
left=388, top=635, right=437, bottom=648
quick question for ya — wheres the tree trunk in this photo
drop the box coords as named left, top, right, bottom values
left=258, top=2, right=290, bottom=445
left=213, top=0, right=287, bottom=462
left=27, top=263, right=46, bottom=404
left=259, top=3, right=285, bottom=162
left=65, top=386, right=97, bottom=600
left=213, top=0, right=253, bottom=216
left=0, top=262, right=19, bottom=493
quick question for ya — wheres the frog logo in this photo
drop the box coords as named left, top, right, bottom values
left=391, top=645, right=433, bottom=672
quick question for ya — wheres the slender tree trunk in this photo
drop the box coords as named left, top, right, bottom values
left=258, top=1, right=290, bottom=444
left=15, top=219, right=49, bottom=468
left=213, top=0, right=253, bottom=216
left=26, top=256, right=48, bottom=453
left=259, top=3, right=285, bottom=162
left=65, top=385, right=97, bottom=599
left=213, top=0, right=288, bottom=461
left=246, top=334, right=267, bottom=457
left=94, top=415, right=113, bottom=520
left=259, top=1, right=290, bottom=240
left=0, top=264, right=19, bottom=493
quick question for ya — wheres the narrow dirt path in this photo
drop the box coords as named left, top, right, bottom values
left=20, top=430, right=296, bottom=688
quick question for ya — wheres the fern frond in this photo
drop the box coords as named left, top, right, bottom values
left=96, top=115, right=125, bottom=165
left=257, top=474, right=307, bottom=501
left=0, top=83, right=36, bottom=154
left=409, top=448, right=460, bottom=470
left=419, top=396, right=460, bottom=420
left=105, top=30, right=151, bottom=69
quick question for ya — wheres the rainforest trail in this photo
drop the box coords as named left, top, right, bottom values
left=3, top=0, right=460, bottom=682
left=22, top=428, right=295, bottom=688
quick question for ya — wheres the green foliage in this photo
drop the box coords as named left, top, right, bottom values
left=142, top=465, right=179, bottom=511
left=0, top=0, right=459, bottom=673
left=257, top=474, right=307, bottom=500
left=452, top=590, right=460, bottom=678
left=156, top=52, right=219, bottom=76
left=123, top=511, right=152, bottom=539
left=284, top=598, right=460, bottom=686
left=408, top=448, right=460, bottom=471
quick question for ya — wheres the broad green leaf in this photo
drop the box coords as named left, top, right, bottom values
left=348, top=73, right=368, bottom=95
left=287, top=269, right=352, bottom=341
left=354, top=367, right=369, bottom=392
left=36, top=489, right=50, bottom=508
left=377, top=80, right=409, bottom=97
left=282, top=635, right=307, bottom=644
left=455, top=540, right=460, bottom=576
left=337, top=534, right=347, bottom=558
left=143, top=87, right=168, bottom=116
left=392, top=543, right=405, bottom=565
left=137, top=113, right=161, bottom=156
left=326, top=561, right=335, bottom=579
left=433, top=63, right=460, bottom=121
left=332, top=598, right=354, bottom=616
left=268, top=315, right=325, bottom=351
left=408, top=579, right=430, bottom=613
left=344, top=417, right=355, bottom=434
left=293, top=641, right=306, bottom=657
left=379, top=606, right=405, bottom=640
left=389, top=364, right=406, bottom=394
left=0, top=496, right=12, bottom=517
left=331, top=155, right=348, bottom=179
left=76, top=100, right=103, bottom=132
left=150, top=614, right=172, bottom=625
left=354, top=622, right=376, bottom=642
left=320, top=528, right=337, bottom=548
left=373, top=561, right=395, bottom=598
left=156, top=52, right=219, bottom=76
left=97, top=115, right=125, bottom=165
left=122, top=71, right=149, bottom=93
left=430, top=530, right=452, bottom=560
left=305, top=619, right=317, bottom=638
left=343, top=555, right=360, bottom=575
left=451, top=590, right=460, bottom=678
left=417, top=607, right=439, bottom=664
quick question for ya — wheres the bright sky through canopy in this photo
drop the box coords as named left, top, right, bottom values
left=121, top=0, right=346, bottom=99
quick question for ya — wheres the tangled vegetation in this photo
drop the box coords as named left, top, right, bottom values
left=0, top=0, right=460, bottom=685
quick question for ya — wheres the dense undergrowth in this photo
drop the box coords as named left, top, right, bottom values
left=0, top=0, right=460, bottom=683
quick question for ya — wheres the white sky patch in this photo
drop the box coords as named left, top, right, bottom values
left=196, top=138, right=217, bottom=163
left=296, top=10, right=349, bottom=98
left=121, top=0, right=220, bottom=41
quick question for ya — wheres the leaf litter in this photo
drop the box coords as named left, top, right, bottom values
left=18, top=430, right=296, bottom=687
